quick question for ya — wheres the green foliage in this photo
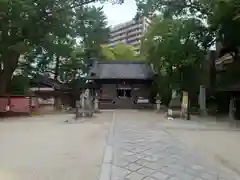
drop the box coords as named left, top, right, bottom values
left=136, top=0, right=240, bottom=104
left=0, top=0, right=119, bottom=95
left=142, top=17, right=205, bottom=91
left=18, top=5, right=110, bottom=84
left=101, top=45, right=116, bottom=60
left=101, top=42, right=143, bottom=60
left=209, top=0, right=240, bottom=47
left=8, top=75, right=30, bottom=95
left=135, top=0, right=214, bottom=20
left=58, top=46, right=85, bottom=82
left=136, top=0, right=240, bottom=48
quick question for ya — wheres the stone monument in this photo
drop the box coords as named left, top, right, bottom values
left=75, top=89, right=94, bottom=118
left=167, top=90, right=182, bottom=119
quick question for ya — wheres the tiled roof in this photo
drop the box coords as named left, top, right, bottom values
left=89, top=60, right=154, bottom=80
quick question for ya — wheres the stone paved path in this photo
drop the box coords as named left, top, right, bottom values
left=108, top=111, right=239, bottom=180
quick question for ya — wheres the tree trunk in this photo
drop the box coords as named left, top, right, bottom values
left=0, top=52, right=20, bottom=96
left=54, top=56, right=60, bottom=80
left=54, top=56, right=61, bottom=109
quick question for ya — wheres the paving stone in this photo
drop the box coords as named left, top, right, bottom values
left=137, top=167, right=156, bottom=176
left=144, top=162, right=161, bottom=170
left=168, top=164, right=185, bottom=172
left=110, top=113, right=240, bottom=180
left=111, top=166, right=131, bottom=180
left=159, top=167, right=179, bottom=176
left=142, top=177, right=157, bottom=180
left=115, top=159, right=130, bottom=168
left=184, top=167, right=203, bottom=177
left=142, top=155, right=160, bottom=162
left=135, top=159, right=149, bottom=166
left=126, top=163, right=143, bottom=171
left=151, top=171, right=170, bottom=180
left=174, top=172, right=195, bottom=180
left=193, top=178, right=204, bottom=180
left=190, top=165, right=205, bottom=171
left=167, top=177, right=182, bottom=180
left=142, top=150, right=156, bottom=156
left=124, top=155, right=140, bottom=163
left=123, top=151, right=136, bottom=156
left=134, top=153, right=146, bottom=159
left=200, top=172, right=218, bottom=180
left=125, top=172, right=146, bottom=180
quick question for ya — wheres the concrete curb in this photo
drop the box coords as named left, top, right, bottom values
left=98, top=111, right=115, bottom=180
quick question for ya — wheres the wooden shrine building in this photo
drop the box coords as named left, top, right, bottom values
left=88, top=60, right=155, bottom=109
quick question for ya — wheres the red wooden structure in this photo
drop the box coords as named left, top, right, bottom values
left=0, top=96, right=38, bottom=115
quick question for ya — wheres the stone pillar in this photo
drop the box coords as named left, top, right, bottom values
left=167, top=90, right=177, bottom=120
left=181, top=91, right=188, bottom=118
left=80, top=91, right=85, bottom=117
left=199, top=85, right=207, bottom=115
left=229, top=97, right=235, bottom=119
left=94, top=92, right=100, bottom=113
left=156, top=93, right=161, bottom=112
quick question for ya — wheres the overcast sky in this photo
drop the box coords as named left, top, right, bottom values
left=95, top=0, right=137, bottom=26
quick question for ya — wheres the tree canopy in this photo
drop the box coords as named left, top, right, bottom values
left=142, top=17, right=205, bottom=103
left=101, top=42, right=143, bottom=60
left=136, top=0, right=240, bottom=105
left=136, top=0, right=240, bottom=49
left=0, top=0, right=119, bottom=95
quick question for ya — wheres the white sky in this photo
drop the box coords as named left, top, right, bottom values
left=95, top=0, right=137, bottom=26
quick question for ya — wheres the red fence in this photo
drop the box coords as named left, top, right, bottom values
left=0, top=96, right=38, bottom=114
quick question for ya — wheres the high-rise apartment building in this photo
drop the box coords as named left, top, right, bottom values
left=108, top=17, right=151, bottom=52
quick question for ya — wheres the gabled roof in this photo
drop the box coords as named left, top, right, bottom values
left=88, top=60, right=155, bottom=80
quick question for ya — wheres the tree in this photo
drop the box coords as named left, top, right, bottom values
left=21, top=6, right=110, bottom=80
left=209, top=0, right=240, bottom=52
left=142, top=17, right=206, bottom=105
left=0, top=0, right=73, bottom=95
left=0, top=0, right=121, bottom=95
left=101, top=42, right=143, bottom=60
left=76, top=6, right=110, bottom=71
left=135, top=0, right=214, bottom=19
left=135, top=0, right=240, bottom=50
left=101, top=45, right=116, bottom=60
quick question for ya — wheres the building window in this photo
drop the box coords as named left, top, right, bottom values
left=117, top=88, right=132, bottom=98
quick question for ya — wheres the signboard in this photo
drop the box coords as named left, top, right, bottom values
left=137, top=99, right=149, bottom=104
left=30, top=87, right=54, bottom=92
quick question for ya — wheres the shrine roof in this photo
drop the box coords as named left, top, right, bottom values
left=88, top=60, right=155, bottom=80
